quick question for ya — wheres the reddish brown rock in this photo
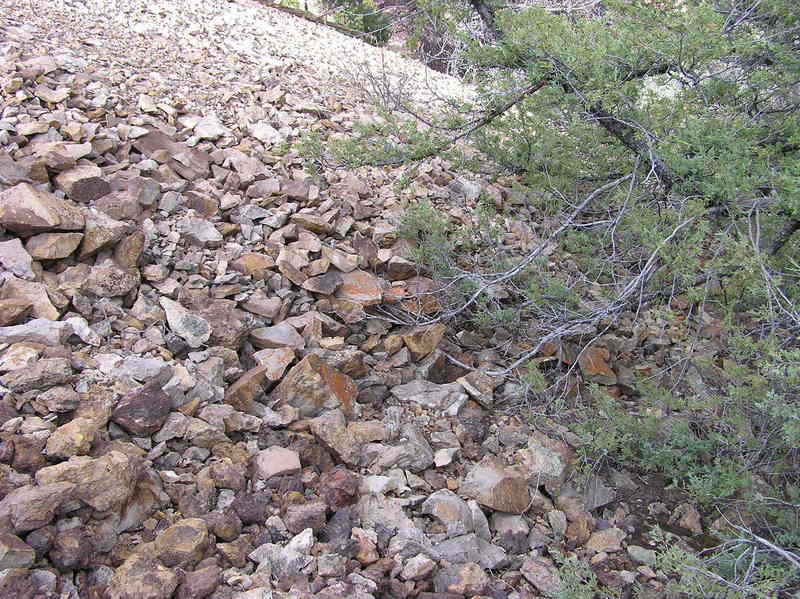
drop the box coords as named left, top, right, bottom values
left=133, top=127, right=210, bottom=181
left=111, top=380, right=172, bottom=436
left=94, top=189, right=143, bottom=221
left=178, top=293, right=249, bottom=349
left=24, top=232, right=83, bottom=260
left=321, top=246, right=359, bottom=272
left=49, top=527, right=92, bottom=570
left=329, top=298, right=366, bottom=324
left=277, top=257, right=307, bottom=286
left=176, top=565, right=220, bottom=599
left=0, top=183, right=84, bottom=236
left=35, top=451, right=141, bottom=513
left=335, top=269, right=383, bottom=306
left=0, top=482, right=75, bottom=533
left=402, top=323, right=447, bottom=361
left=317, top=466, right=360, bottom=509
left=270, top=354, right=357, bottom=418
left=240, top=292, right=282, bottom=318
left=290, top=213, right=332, bottom=234
left=0, top=299, right=33, bottom=326
left=79, top=209, right=130, bottom=259
left=434, top=563, right=490, bottom=596
left=386, top=255, right=418, bottom=280
left=302, top=271, right=343, bottom=295
left=54, top=162, right=110, bottom=203
left=108, top=554, right=179, bottom=599
left=460, top=457, right=531, bottom=515
left=521, top=557, right=561, bottom=595
left=578, top=346, right=617, bottom=385
left=251, top=446, right=301, bottom=481
left=225, top=352, right=293, bottom=411
left=282, top=178, right=311, bottom=201
left=153, top=518, right=210, bottom=567
left=230, top=253, right=275, bottom=278
left=284, top=501, right=327, bottom=534
left=0, top=277, right=60, bottom=320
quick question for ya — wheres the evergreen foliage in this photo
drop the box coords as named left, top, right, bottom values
left=310, top=0, right=800, bottom=593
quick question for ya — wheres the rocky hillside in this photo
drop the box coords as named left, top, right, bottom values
left=0, top=2, right=710, bottom=599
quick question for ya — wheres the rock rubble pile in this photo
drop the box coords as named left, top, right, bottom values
left=0, top=22, right=701, bottom=599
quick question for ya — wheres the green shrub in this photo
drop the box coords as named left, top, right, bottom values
left=332, top=0, right=392, bottom=46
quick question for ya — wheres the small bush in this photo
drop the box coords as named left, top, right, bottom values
left=332, top=0, right=393, bottom=46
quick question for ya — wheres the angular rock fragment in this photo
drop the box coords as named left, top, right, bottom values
left=0, top=319, right=74, bottom=345
left=251, top=447, right=301, bottom=481
left=154, top=518, right=210, bottom=567
left=421, top=489, right=474, bottom=538
left=0, top=183, right=84, bottom=235
left=461, top=457, right=531, bottom=514
left=35, top=451, right=141, bottom=513
left=250, top=321, right=304, bottom=349
left=434, top=562, right=490, bottom=596
left=25, top=232, right=83, bottom=260
left=54, top=162, right=110, bottom=203
left=0, top=239, right=36, bottom=280
left=0, top=358, right=72, bottom=393
left=108, top=554, right=179, bottom=599
left=78, top=208, right=129, bottom=259
left=335, top=269, right=382, bottom=306
left=0, top=276, right=60, bottom=320
left=112, top=380, right=173, bottom=436
left=521, top=557, right=561, bottom=595
left=0, top=482, right=75, bottom=533
left=271, top=354, right=357, bottom=418
left=390, top=380, right=467, bottom=411
left=159, top=297, right=211, bottom=348
left=0, top=533, right=35, bottom=569
left=402, top=323, right=446, bottom=361
left=0, top=299, right=33, bottom=326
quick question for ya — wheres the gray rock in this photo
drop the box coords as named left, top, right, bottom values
left=250, top=322, right=304, bottom=349
left=0, top=239, right=35, bottom=280
left=160, top=297, right=211, bottom=348
left=372, top=424, right=434, bottom=473
left=460, top=457, right=531, bottom=514
left=421, top=490, right=474, bottom=538
left=390, top=380, right=467, bottom=410
left=521, top=557, right=561, bottom=595
left=117, top=356, right=173, bottom=383
left=194, top=114, right=230, bottom=141
left=0, top=533, right=36, bottom=569
left=433, top=533, right=507, bottom=569
left=178, top=217, right=223, bottom=247
left=628, top=544, right=657, bottom=565
left=433, top=563, right=489, bottom=596
left=249, top=543, right=312, bottom=578
left=0, top=358, right=72, bottom=392
left=467, top=500, right=491, bottom=541
left=491, top=513, right=530, bottom=554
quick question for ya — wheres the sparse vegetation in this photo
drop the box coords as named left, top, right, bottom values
left=324, top=0, right=800, bottom=593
